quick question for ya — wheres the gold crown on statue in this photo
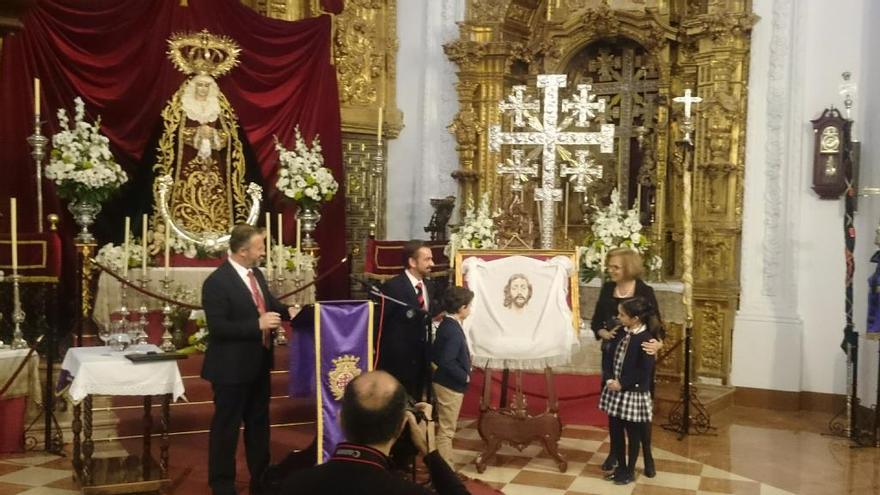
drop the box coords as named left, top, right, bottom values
left=167, top=29, right=241, bottom=77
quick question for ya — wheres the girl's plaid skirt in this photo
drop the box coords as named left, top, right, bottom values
left=599, top=387, right=653, bottom=423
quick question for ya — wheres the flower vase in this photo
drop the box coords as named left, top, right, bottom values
left=298, top=204, right=321, bottom=249
left=68, top=199, right=102, bottom=243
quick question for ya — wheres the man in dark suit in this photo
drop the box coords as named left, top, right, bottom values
left=377, top=240, right=439, bottom=401
left=202, top=224, right=298, bottom=495
left=280, top=370, right=469, bottom=495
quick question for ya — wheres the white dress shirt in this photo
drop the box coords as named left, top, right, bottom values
left=404, top=269, right=428, bottom=310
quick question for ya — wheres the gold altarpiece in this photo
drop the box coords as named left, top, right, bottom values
left=444, top=0, right=757, bottom=383
left=243, top=0, right=399, bottom=285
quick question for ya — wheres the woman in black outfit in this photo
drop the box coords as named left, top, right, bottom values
left=591, top=247, right=664, bottom=478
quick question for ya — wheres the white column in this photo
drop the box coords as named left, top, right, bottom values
left=732, top=0, right=804, bottom=392
left=386, top=0, right=464, bottom=239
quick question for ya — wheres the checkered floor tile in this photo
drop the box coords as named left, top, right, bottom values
left=448, top=420, right=796, bottom=495
left=0, top=421, right=798, bottom=495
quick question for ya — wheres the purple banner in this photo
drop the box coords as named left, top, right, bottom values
left=289, top=301, right=373, bottom=463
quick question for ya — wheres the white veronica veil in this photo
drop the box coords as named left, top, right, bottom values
left=462, top=255, right=578, bottom=370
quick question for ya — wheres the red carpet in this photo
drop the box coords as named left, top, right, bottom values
left=460, top=369, right=607, bottom=427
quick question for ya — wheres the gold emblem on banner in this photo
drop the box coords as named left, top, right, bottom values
left=328, top=355, right=363, bottom=401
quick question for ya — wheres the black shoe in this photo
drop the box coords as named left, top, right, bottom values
left=614, top=473, right=635, bottom=485
left=603, top=472, right=617, bottom=481
left=644, top=459, right=656, bottom=478
left=601, top=457, right=617, bottom=471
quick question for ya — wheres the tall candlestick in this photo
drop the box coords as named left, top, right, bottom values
left=164, top=221, right=171, bottom=277
left=265, top=212, right=273, bottom=277
left=34, top=78, right=40, bottom=115
left=563, top=182, right=569, bottom=240
left=123, top=216, right=130, bottom=278
left=10, top=198, right=18, bottom=276
left=296, top=218, right=302, bottom=253
left=141, top=214, right=148, bottom=275
left=377, top=106, right=384, bottom=145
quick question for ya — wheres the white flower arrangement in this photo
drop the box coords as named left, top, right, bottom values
left=275, top=127, right=338, bottom=206
left=95, top=241, right=144, bottom=274
left=269, top=245, right=316, bottom=273
left=45, top=97, right=127, bottom=203
left=579, top=189, right=663, bottom=282
left=446, top=193, right=499, bottom=264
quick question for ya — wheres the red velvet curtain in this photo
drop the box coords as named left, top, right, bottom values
left=0, top=0, right=348, bottom=298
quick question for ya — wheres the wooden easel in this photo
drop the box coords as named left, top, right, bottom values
left=474, top=366, right=567, bottom=473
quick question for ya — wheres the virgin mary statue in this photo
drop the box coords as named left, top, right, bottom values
left=152, top=30, right=248, bottom=249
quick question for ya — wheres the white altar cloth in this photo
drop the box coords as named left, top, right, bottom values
left=61, top=345, right=185, bottom=403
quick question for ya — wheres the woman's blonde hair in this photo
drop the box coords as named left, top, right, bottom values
left=605, top=247, right=644, bottom=280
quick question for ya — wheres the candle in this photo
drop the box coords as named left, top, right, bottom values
left=277, top=212, right=284, bottom=274
left=164, top=221, right=171, bottom=277
left=295, top=218, right=302, bottom=253
left=10, top=198, right=17, bottom=276
left=277, top=213, right=283, bottom=247
left=636, top=185, right=642, bottom=213
left=123, top=216, right=130, bottom=278
left=141, top=214, right=148, bottom=274
left=377, top=106, right=384, bottom=145
left=265, top=212, right=272, bottom=277
left=34, top=78, right=40, bottom=116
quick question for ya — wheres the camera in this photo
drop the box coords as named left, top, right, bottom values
left=406, top=397, right=428, bottom=423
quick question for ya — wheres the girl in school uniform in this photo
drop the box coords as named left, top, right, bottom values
left=598, top=296, right=660, bottom=485
left=431, top=286, right=475, bottom=468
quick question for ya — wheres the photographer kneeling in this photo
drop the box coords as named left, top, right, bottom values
left=281, top=370, right=470, bottom=495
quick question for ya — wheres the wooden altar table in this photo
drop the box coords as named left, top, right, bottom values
left=61, top=345, right=185, bottom=494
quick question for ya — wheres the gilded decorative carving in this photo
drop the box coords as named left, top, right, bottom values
left=581, top=3, right=620, bottom=36
left=685, top=11, right=759, bottom=46
left=696, top=301, right=725, bottom=377
left=451, top=0, right=755, bottom=382
left=334, top=0, right=385, bottom=106
left=444, top=40, right=489, bottom=72
left=468, top=0, right=511, bottom=23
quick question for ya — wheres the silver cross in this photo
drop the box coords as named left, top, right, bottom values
left=496, top=149, right=538, bottom=193
left=489, top=74, right=615, bottom=248
left=560, top=150, right=603, bottom=193
left=561, top=84, right=605, bottom=127
left=498, top=85, right=540, bottom=128
left=673, top=88, right=702, bottom=119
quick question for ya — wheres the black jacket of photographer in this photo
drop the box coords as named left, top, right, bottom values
left=280, top=442, right=470, bottom=495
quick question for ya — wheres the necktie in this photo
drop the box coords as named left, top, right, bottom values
left=247, top=270, right=266, bottom=314
left=415, top=281, right=426, bottom=310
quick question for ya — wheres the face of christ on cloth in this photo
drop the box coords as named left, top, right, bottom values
left=503, top=273, right=533, bottom=310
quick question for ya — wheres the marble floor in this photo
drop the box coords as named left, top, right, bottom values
left=0, top=405, right=877, bottom=494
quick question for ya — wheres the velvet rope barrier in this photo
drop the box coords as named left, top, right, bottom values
left=276, top=256, right=349, bottom=302
left=477, top=340, right=678, bottom=403
left=89, top=259, right=201, bottom=310
left=89, top=256, right=350, bottom=310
